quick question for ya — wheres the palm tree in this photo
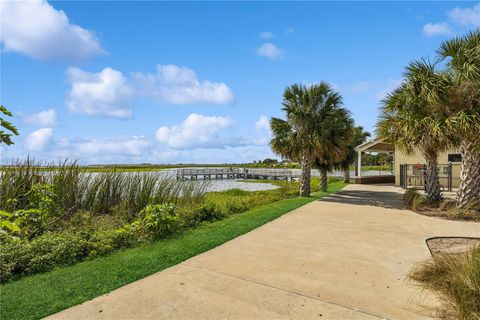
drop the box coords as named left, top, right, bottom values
left=337, top=126, right=371, bottom=184
left=437, top=30, right=480, bottom=208
left=270, top=82, right=352, bottom=196
left=312, top=108, right=353, bottom=192
left=377, top=60, right=452, bottom=204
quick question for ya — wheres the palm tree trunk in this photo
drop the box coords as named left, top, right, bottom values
left=320, top=168, right=328, bottom=192
left=457, top=140, right=480, bottom=208
left=299, top=151, right=311, bottom=197
left=343, top=166, right=350, bottom=184
left=424, top=150, right=441, bottom=204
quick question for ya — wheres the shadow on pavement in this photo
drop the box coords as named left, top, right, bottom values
left=319, top=188, right=406, bottom=210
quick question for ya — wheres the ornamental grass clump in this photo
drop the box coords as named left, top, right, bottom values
left=409, top=246, right=480, bottom=320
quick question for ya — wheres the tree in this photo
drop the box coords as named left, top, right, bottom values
left=270, top=82, right=352, bottom=196
left=0, top=105, right=19, bottom=145
left=312, top=106, right=353, bottom=192
left=437, top=30, right=480, bottom=208
left=337, top=126, right=371, bottom=183
left=377, top=60, right=452, bottom=204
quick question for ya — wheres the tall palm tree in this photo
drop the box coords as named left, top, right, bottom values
left=337, top=126, right=371, bottom=184
left=377, top=60, right=452, bottom=204
left=312, top=108, right=353, bottom=192
left=270, top=82, right=352, bottom=196
left=437, top=30, right=480, bottom=208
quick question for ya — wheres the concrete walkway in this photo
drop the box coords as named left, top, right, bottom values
left=48, top=184, right=480, bottom=320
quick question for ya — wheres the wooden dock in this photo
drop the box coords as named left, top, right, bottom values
left=176, top=168, right=294, bottom=181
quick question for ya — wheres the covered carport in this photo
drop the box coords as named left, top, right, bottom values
left=354, top=138, right=395, bottom=184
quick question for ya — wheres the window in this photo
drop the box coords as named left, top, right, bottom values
left=448, top=154, right=462, bottom=162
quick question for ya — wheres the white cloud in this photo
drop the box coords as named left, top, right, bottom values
left=66, top=67, right=133, bottom=118
left=0, top=0, right=103, bottom=60
left=75, top=136, right=150, bottom=156
left=255, top=115, right=270, bottom=130
left=257, top=43, right=283, bottom=60
left=25, top=128, right=54, bottom=152
left=155, top=114, right=234, bottom=149
left=133, top=64, right=234, bottom=105
left=422, top=22, right=453, bottom=37
left=448, top=3, right=480, bottom=28
left=20, top=109, right=58, bottom=127
left=259, top=31, right=273, bottom=39
left=254, top=115, right=272, bottom=146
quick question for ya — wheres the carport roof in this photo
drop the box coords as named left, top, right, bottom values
left=355, top=138, right=394, bottom=153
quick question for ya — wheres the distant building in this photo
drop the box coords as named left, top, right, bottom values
left=355, top=138, right=461, bottom=188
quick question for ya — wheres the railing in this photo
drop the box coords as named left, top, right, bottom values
left=176, top=168, right=293, bottom=180
left=399, top=163, right=459, bottom=191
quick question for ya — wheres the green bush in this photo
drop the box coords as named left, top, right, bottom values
left=137, top=203, right=179, bottom=238
left=0, top=231, right=88, bottom=282
left=0, top=225, right=140, bottom=283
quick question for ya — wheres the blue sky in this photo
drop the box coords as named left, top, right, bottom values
left=1, top=1, right=479, bottom=164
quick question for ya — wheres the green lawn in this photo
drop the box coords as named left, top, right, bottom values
left=0, top=181, right=344, bottom=320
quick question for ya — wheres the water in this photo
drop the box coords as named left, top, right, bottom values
left=161, top=169, right=279, bottom=192
left=85, top=167, right=393, bottom=193
left=85, top=169, right=279, bottom=192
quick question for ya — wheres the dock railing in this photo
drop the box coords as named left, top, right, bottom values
left=176, top=167, right=294, bottom=181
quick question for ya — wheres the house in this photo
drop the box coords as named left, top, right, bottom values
left=354, top=138, right=462, bottom=190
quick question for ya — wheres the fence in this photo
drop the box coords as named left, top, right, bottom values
left=399, top=163, right=461, bottom=191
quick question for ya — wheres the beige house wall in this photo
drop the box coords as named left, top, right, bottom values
left=394, top=149, right=461, bottom=187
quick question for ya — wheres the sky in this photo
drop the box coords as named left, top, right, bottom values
left=1, top=1, right=479, bottom=164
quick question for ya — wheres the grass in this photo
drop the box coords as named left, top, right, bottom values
left=403, top=189, right=480, bottom=221
left=0, top=181, right=345, bottom=320
left=409, top=246, right=480, bottom=320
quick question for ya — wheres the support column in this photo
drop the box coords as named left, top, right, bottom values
left=357, top=151, right=362, bottom=177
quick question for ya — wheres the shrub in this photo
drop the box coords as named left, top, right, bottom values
left=409, top=246, right=480, bottom=320
left=0, top=225, right=141, bottom=283
left=0, top=231, right=88, bottom=282
left=403, top=189, right=425, bottom=210
left=137, top=203, right=179, bottom=238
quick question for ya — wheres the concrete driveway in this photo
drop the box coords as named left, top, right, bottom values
left=48, top=184, right=480, bottom=320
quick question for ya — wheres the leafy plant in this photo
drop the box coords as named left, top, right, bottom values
left=0, top=105, right=19, bottom=146
left=0, top=211, right=21, bottom=234
left=138, top=203, right=179, bottom=238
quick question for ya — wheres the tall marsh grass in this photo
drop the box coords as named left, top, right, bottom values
left=0, top=159, right=208, bottom=217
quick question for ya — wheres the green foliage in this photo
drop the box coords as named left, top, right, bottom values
left=1, top=184, right=56, bottom=238
left=270, top=82, right=353, bottom=163
left=0, top=105, right=19, bottom=146
left=270, top=82, right=353, bottom=196
left=0, top=232, right=88, bottom=282
left=138, top=203, right=179, bottom=238
left=409, top=246, right=480, bottom=320
left=0, top=211, right=21, bottom=234
left=0, top=224, right=141, bottom=283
